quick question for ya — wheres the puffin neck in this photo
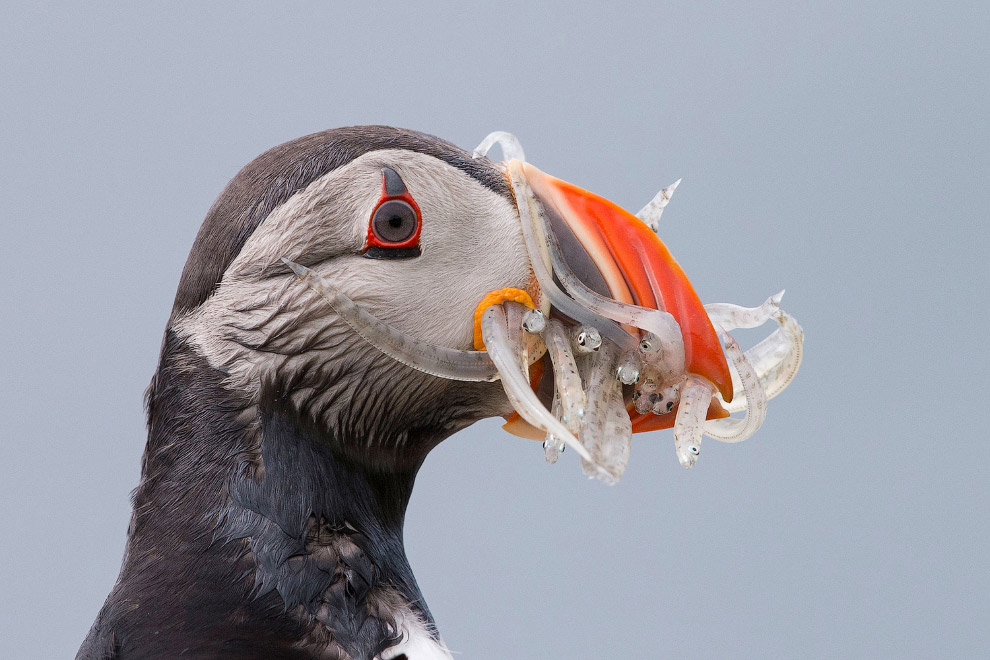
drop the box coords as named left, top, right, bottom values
left=83, top=330, right=435, bottom=660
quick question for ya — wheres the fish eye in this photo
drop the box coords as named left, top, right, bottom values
left=689, top=445, right=700, bottom=455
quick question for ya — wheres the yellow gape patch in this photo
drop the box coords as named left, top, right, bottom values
left=472, top=288, right=534, bottom=350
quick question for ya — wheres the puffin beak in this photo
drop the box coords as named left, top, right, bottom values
left=504, top=160, right=732, bottom=437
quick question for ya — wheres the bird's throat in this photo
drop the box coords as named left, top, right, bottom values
left=80, top=331, right=436, bottom=660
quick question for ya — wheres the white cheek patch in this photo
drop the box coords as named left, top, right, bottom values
left=282, top=259, right=501, bottom=382
left=173, top=149, right=531, bottom=401
left=333, top=150, right=531, bottom=352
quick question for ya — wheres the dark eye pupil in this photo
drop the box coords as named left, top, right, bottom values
left=373, top=199, right=417, bottom=244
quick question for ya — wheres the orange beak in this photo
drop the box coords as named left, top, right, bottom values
left=503, top=162, right=732, bottom=438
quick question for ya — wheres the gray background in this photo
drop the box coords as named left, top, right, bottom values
left=1, top=1, right=987, bottom=658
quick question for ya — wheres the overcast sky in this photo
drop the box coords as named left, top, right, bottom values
left=1, top=1, right=987, bottom=658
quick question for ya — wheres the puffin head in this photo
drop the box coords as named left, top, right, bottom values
left=171, top=125, right=742, bottom=477
left=173, top=129, right=536, bottom=473
left=84, top=126, right=800, bottom=660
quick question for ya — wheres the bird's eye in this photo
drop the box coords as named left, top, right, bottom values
left=364, top=167, right=422, bottom=260
left=372, top=200, right=417, bottom=244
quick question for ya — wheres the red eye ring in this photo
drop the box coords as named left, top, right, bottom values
left=363, top=167, right=422, bottom=254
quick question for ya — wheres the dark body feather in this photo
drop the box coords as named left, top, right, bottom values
left=79, top=127, right=511, bottom=659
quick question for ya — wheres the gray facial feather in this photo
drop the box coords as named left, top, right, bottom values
left=175, top=148, right=528, bottom=452
left=172, top=125, right=511, bottom=316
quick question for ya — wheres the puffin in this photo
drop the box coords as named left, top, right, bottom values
left=77, top=125, right=798, bottom=660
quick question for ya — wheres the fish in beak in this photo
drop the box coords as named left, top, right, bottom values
left=285, top=131, right=803, bottom=479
